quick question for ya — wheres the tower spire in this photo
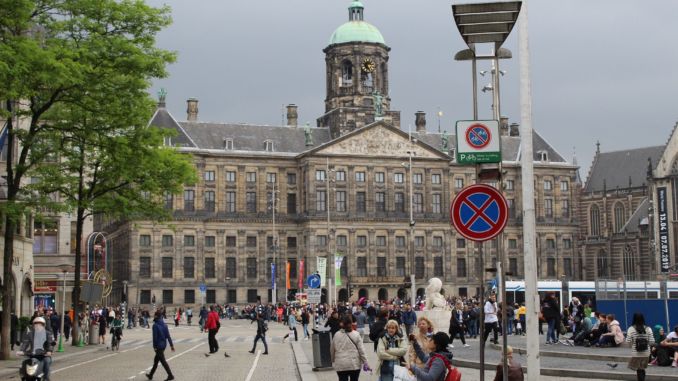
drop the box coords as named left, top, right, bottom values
left=349, top=1, right=364, bottom=21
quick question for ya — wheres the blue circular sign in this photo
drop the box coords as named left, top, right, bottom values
left=307, top=274, right=321, bottom=289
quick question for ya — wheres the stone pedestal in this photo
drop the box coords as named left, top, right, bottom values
left=416, top=310, right=451, bottom=334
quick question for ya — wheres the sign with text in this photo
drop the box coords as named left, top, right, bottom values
left=658, top=187, right=670, bottom=273
left=455, top=120, right=501, bottom=164
left=317, top=257, right=327, bottom=287
left=306, top=288, right=321, bottom=304
left=34, top=280, right=57, bottom=293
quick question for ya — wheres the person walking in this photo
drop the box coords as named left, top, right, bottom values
left=483, top=294, right=499, bottom=345
left=145, top=311, right=175, bottom=381
left=449, top=301, right=469, bottom=348
left=331, top=314, right=369, bottom=381
left=98, top=312, right=107, bottom=345
left=204, top=306, right=220, bottom=355
left=401, top=304, right=417, bottom=336
left=282, top=308, right=298, bottom=342
left=301, top=308, right=310, bottom=340
left=626, top=313, right=654, bottom=381
left=249, top=312, right=269, bottom=355
left=199, top=306, right=208, bottom=333
left=542, top=293, right=560, bottom=345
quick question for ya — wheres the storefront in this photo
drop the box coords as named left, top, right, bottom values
left=33, top=280, right=57, bottom=310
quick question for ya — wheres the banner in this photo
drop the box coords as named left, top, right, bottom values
left=271, top=263, right=276, bottom=289
left=298, top=260, right=304, bottom=290
left=286, top=261, right=291, bottom=290
left=317, top=257, right=327, bottom=287
left=335, top=255, right=344, bottom=286
left=658, top=187, right=670, bottom=273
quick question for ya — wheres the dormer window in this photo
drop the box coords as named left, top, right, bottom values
left=264, top=140, right=274, bottom=152
left=163, top=136, right=172, bottom=146
left=538, top=150, right=549, bottom=162
left=223, top=138, right=233, bottom=150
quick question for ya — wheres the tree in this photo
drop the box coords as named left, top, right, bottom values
left=0, top=0, right=175, bottom=358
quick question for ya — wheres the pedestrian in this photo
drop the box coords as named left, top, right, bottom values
left=204, top=306, right=220, bottom=355
left=248, top=312, right=269, bottom=355
left=542, top=293, right=559, bottom=344
left=626, top=312, right=654, bottom=381
left=376, top=319, right=408, bottom=381
left=64, top=313, right=71, bottom=341
left=449, top=301, right=469, bottom=348
left=331, top=314, right=369, bottom=381
left=406, top=316, right=434, bottom=368
left=483, top=294, right=499, bottom=345
left=493, top=346, right=524, bottom=381
left=406, top=331, right=453, bottom=381
left=174, top=308, right=181, bottom=327
left=98, top=313, right=107, bottom=345
left=301, top=308, right=310, bottom=340
left=401, top=304, right=417, bottom=336
left=282, top=308, right=298, bottom=342
left=325, top=310, right=342, bottom=337
left=199, top=306, right=208, bottom=333
left=145, top=311, right=175, bottom=381
left=186, top=307, right=193, bottom=326
left=50, top=311, right=60, bottom=337
left=369, top=309, right=389, bottom=352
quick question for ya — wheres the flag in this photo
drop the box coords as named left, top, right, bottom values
left=271, top=263, right=276, bottom=289
left=286, top=261, right=291, bottom=290
left=317, top=257, right=327, bottom=287
left=298, top=260, right=304, bottom=290
left=335, top=255, right=344, bottom=286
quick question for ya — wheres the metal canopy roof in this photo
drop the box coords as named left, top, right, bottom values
left=452, top=1, right=522, bottom=49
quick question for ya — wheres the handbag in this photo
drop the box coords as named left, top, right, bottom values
left=394, top=365, right=417, bottom=381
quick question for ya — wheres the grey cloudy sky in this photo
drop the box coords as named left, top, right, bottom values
left=147, top=0, right=678, bottom=176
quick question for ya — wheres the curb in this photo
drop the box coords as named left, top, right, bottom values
left=453, top=357, right=678, bottom=381
left=511, top=345, right=632, bottom=362
left=291, top=341, right=319, bottom=381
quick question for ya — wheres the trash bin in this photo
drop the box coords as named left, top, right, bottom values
left=89, top=325, right=98, bottom=345
left=312, top=331, right=332, bottom=370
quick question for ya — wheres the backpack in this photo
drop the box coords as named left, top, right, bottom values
left=634, top=327, right=649, bottom=352
left=428, top=353, right=461, bottom=381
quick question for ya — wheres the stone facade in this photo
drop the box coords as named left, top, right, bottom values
left=97, top=2, right=580, bottom=307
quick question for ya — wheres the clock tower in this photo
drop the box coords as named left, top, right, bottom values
left=318, top=1, right=400, bottom=138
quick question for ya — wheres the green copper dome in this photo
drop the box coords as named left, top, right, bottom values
left=328, top=1, right=386, bottom=46
left=329, top=21, right=386, bottom=45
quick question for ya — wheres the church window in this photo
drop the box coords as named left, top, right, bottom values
left=614, top=203, right=625, bottom=233
left=590, top=205, right=601, bottom=236
left=597, top=250, right=609, bottom=277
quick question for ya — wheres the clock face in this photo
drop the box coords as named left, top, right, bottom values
left=361, top=59, right=376, bottom=73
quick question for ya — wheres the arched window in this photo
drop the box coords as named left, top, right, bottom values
left=597, top=250, right=609, bottom=278
left=341, top=60, right=353, bottom=86
left=590, top=205, right=601, bottom=236
left=613, top=202, right=625, bottom=233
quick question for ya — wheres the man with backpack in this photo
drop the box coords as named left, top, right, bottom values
left=249, top=312, right=269, bottom=355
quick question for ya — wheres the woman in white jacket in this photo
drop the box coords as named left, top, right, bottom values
left=331, top=314, right=369, bottom=381
left=377, top=319, right=409, bottom=381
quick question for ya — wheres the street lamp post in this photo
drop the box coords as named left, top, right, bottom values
left=57, top=265, right=69, bottom=352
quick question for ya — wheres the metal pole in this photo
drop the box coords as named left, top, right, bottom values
left=493, top=55, right=500, bottom=121
left=499, top=256, right=508, bottom=381
left=472, top=58, right=478, bottom=120
left=478, top=241, right=485, bottom=381
left=409, top=145, right=416, bottom=305
left=665, top=277, right=671, bottom=332
left=327, top=157, right=333, bottom=307
left=272, top=180, right=277, bottom=306
left=58, top=271, right=67, bottom=352
left=518, top=2, right=541, bottom=380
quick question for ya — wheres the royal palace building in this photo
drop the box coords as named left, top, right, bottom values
left=100, top=1, right=581, bottom=306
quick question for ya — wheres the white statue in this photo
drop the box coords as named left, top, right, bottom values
left=425, top=277, right=449, bottom=311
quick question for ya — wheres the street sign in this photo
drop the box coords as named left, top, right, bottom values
left=450, top=184, right=508, bottom=242
left=306, top=288, right=321, bottom=304
left=307, top=274, right=321, bottom=289
left=199, top=284, right=207, bottom=292
left=455, top=120, right=501, bottom=164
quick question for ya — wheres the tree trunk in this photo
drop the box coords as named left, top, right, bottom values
left=71, top=151, right=86, bottom=346
left=1, top=100, right=16, bottom=360
left=1, top=216, right=14, bottom=360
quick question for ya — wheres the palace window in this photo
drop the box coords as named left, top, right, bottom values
left=226, top=191, right=236, bottom=213
left=336, top=191, right=346, bottom=212
left=415, top=257, right=425, bottom=278
left=394, top=192, right=405, bottom=212
left=184, top=257, right=195, bottom=279
left=204, top=170, right=215, bottom=182
left=355, top=171, right=365, bottom=182
left=226, top=258, right=236, bottom=278
left=357, top=257, right=367, bottom=276
left=432, top=194, right=442, bottom=214
left=433, top=257, right=443, bottom=277
left=246, top=192, right=257, bottom=213
left=457, top=258, right=467, bottom=278
left=139, top=235, right=151, bottom=247
left=375, top=192, right=385, bottom=212
left=205, top=258, right=215, bottom=279
left=377, top=257, right=387, bottom=276
left=316, top=190, right=326, bottom=212
left=247, top=258, right=257, bottom=279
left=184, top=190, right=195, bottom=212
left=204, top=191, right=215, bottom=212
left=356, top=192, right=366, bottom=212
left=431, top=174, right=441, bottom=184
left=375, top=172, right=385, bottom=183
left=315, top=170, right=326, bottom=181
left=162, top=257, right=173, bottom=278
left=396, top=257, right=406, bottom=276
left=139, top=257, right=151, bottom=278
